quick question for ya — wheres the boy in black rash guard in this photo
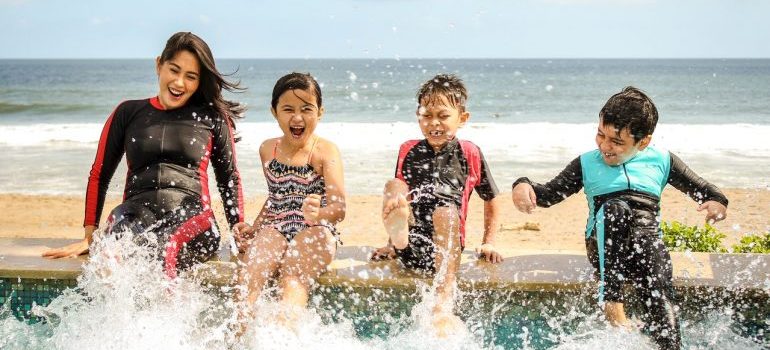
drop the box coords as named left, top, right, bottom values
left=512, top=87, right=728, bottom=349
left=372, top=74, right=502, bottom=337
left=43, top=32, right=245, bottom=278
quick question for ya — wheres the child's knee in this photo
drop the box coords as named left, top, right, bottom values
left=384, top=178, right=409, bottom=194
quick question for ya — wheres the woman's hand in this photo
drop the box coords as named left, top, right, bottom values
left=42, top=226, right=95, bottom=259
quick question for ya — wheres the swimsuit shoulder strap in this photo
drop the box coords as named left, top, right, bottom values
left=307, top=136, right=319, bottom=163
left=272, top=139, right=280, bottom=159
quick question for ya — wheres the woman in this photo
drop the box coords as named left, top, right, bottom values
left=43, top=32, right=245, bottom=278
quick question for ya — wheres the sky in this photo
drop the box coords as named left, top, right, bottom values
left=0, top=0, right=769, bottom=59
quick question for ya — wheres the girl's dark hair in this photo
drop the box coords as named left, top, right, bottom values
left=600, top=86, right=659, bottom=143
left=271, top=72, right=322, bottom=109
left=159, top=32, right=245, bottom=127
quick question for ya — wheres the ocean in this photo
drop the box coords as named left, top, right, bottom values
left=1, top=59, right=769, bottom=196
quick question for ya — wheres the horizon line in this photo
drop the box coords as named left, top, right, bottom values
left=1, top=57, right=769, bottom=60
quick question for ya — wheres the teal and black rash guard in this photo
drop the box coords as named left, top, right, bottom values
left=514, top=146, right=727, bottom=220
left=514, top=146, right=728, bottom=350
left=84, top=97, right=244, bottom=277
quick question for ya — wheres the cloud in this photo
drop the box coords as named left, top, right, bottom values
left=539, top=0, right=654, bottom=5
left=0, top=0, right=30, bottom=5
left=90, top=17, right=110, bottom=25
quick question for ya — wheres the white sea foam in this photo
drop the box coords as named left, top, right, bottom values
left=2, top=122, right=769, bottom=155
left=1, top=122, right=769, bottom=194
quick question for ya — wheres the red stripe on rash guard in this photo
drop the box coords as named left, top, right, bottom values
left=149, top=96, right=166, bottom=110
left=163, top=210, right=214, bottom=279
left=395, top=140, right=420, bottom=181
left=199, top=139, right=212, bottom=210
left=84, top=107, right=119, bottom=227
left=458, top=141, right=481, bottom=246
left=225, top=120, right=244, bottom=223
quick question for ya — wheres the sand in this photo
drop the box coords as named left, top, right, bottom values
left=1, top=188, right=767, bottom=256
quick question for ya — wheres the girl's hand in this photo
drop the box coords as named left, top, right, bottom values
left=302, top=194, right=323, bottom=224
left=512, top=183, right=537, bottom=214
left=476, top=243, right=504, bottom=264
left=233, top=222, right=256, bottom=248
left=698, top=200, right=727, bottom=224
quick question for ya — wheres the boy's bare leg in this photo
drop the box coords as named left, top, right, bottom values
left=278, top=226, right=336, bottom=314
left=430, top=206, right=464, bottom=337
left=604, top=301, right=630, bottom=327
left=237, top=227, right=288, bottom=306
left=382, top=178, right=410, bottom=250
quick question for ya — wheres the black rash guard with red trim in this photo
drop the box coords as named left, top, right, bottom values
left=394, top=138, right=498, bottom=271
left=84, top=97, right=244, bottom=275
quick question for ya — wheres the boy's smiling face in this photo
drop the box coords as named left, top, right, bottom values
left=417, top=94, right=469, bottom=151
left=595, top=118, right=651, bottom=166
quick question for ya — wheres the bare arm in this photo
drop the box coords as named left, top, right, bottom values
left=304, top=139, right=346, bottom=225
left=477, top=195, right=503, bottom=263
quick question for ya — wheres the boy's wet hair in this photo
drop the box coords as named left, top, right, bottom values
left=600, top=86, right=658, bottom=143
left=271, top=72, right=322, bottom=109
left=416, top=74, right=468, bottom=111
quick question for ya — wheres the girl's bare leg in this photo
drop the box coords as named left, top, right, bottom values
left=278, top=226, right=337, bottom=308
left=237, top=227, right=288, bottom=307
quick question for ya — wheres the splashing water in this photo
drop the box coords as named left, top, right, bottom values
left=0, top=232, right=767, bottom=349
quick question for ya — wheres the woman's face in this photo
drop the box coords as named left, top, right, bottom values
left=155, top=50, right=200, bottom=110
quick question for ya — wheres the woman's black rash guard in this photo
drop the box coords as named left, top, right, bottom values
left=83, top=98, right=244, bottom=274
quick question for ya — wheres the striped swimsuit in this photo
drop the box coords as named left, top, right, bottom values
left=264, top=138, right=329, bottom=241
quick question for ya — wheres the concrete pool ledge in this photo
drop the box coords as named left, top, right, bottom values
left=1, top=238, right=769, bottom=293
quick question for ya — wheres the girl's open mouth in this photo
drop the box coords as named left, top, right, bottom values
left=290, top=126, right=305, bottom=138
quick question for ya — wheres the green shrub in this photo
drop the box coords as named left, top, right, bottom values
left=661, top=221, right=727, bottom=253
left=731, top=233, right=770, bottom=253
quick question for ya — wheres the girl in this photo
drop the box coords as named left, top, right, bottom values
left=43, top=32, right=245, bottom=279
left=235, top=72, right=345, bottom=315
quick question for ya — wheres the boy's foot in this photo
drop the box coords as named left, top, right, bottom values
left=431, top=312, right=465, bottom=338
left=383, top=195, right=410, bottom=249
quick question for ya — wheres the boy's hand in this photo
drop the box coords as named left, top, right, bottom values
left=302, top=194, right=323, bottom=224
left=370, top=244, right=396, bottom=261
left=698, top=200, right=727, bottom=224
left=476, top=243, right=503, bottom=264
left=512, top=183, right=537, bottom=214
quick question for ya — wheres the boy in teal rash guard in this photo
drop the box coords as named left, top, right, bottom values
left=511, top=87, right=728, bottom=349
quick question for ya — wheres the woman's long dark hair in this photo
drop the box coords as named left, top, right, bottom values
left=159, top=32, right=245, bottom=128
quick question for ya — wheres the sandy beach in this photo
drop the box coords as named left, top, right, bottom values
left=1, top=188, right=767, bottom=255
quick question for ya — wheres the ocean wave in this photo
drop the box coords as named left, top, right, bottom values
left=3, top=122, right=767, bottom=155
left=0, top=102, right=100, bottom=115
